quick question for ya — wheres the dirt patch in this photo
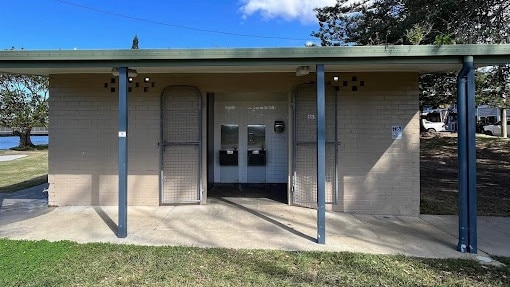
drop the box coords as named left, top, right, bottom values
left=420, top=132, right=510, bottom=216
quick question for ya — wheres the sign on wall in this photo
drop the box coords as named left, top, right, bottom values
left=392, top=126, right=403, bottom=139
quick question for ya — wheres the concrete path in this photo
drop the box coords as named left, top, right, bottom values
left=0, top=155, right=27, bottom=161
left=1, top=184, right=509, bottom=262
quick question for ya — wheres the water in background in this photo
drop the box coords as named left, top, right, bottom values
left=0, top=136, right=48, bottom=150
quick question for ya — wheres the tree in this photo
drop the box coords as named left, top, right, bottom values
left=313, top=0, right=509, bottom=46
left=0, top=73, right=49, bottom=148
left=131, top=34, right=139, bottom=49
left=477, top=65, right=510, bottom=137
left=313, top=0, right=510, bottom=113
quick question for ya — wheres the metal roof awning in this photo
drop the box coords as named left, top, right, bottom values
left=0, top=45, right=509, bottom=75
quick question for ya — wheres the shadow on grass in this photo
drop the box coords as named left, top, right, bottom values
left=9, top=144, right=48, bottom=151
left=420, top=134, right=510, bottom=217
left=0, top=175, right=48, bottom=193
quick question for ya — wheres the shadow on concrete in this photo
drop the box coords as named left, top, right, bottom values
left=0, top=183, right=53, bottom=226
left=93, top=207, right=118, bottom=235
left=215, top=196, right=316, bottom=243
left=0, top=182, right=49, bottom=208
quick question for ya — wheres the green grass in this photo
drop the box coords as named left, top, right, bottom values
left=420, top=133, right=510, bottom=216
left=0, top=239, right=508, bottom=287
left=0, top=145, right=48, bottom=193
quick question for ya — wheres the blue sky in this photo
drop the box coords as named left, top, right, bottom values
left=2, top=0, right=337, bottom=50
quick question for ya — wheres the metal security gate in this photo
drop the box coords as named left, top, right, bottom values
left=292, top=84, right=337, bottom=208
left=161, top=86, right=202, bottom=204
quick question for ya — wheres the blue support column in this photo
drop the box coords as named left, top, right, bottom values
left=456, top=70, right=468, bottom=252
left=466, top=59, right=478, bottom=253
left=316, top=64, right=326, bottom=244
left=456, top=56, right=477, bottom=253
left=118, top=67, right=128, bottom=238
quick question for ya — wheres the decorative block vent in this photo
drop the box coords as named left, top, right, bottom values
left=103, top=76, right=155, bottom=93
left=336, top=75, right=365, bottom=92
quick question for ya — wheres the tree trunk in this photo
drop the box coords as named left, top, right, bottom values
left=502, top=108, right=508, bottom=138
left=13, top=128, right=35, bottom=148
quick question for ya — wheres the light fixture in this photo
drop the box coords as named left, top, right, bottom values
left=296, top=66, right=310, bottom=76
left=144, top=77, right=150, bottom=82
left=333, top=76, right=339, bottom=82
left=111, top=68, right=138, bottom=78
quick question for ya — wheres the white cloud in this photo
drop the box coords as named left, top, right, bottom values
left=240, top=0, right=337, bottom=24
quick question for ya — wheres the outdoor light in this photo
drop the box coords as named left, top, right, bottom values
left=111, top=68, right=138, bottom=78
left=296, top=66, right=310, bottom=76
left=144, top=77, right=150, bottom=82
left=333, top=76, right=339, bottom=82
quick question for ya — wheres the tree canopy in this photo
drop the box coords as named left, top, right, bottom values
left=131, top=34, right=139, bottom=49
left=313, top=0, right=510, bottom=114
left=0, top=73, right=49, bottom=148
left=313, top=0, right=510, bottom=46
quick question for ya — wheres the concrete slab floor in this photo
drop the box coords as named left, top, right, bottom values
left=1, top=185, right=509, bottom=264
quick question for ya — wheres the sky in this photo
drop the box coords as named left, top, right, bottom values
left=1, top=0, right=337, bottom=50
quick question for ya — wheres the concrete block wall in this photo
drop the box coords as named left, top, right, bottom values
left=334, top=72, right=420, bottom=215
left=48, top=72, right=419, bottom=215
left=48, top=73, right=305, bottom=206
left=48, top=74, right=160, bottom=206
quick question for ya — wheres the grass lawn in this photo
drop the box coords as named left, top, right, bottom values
left=420, top=133, right=510, bottom=216
left=0, top=145, right=48, bottom=193
left=0, top=135, right=509, bottom=286
left=0, top=239, right=508, bottom=287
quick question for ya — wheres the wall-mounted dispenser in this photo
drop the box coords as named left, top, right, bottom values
left=274, top=121, right=284, bottom=133
left=219, top=124, right=239, bottom=166
left=247, top=124, right=266, bottom=166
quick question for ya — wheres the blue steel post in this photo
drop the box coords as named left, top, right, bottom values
left=316, top=64, right=326, bottom=244
left=456, top=56, right=477, bottom=253
left=466, top=57, right=477, bottom=253
left=118, top=67, right=128, bottom=238
left=456, top=71, right=468, bottom=252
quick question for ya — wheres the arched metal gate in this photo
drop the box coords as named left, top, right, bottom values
left=292, top=84, right=338, bottom=208
left=160, top=86, right=202, bottom=204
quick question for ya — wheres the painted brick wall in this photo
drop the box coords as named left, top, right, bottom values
left=48, top=72, right=419, bottom=215
left=48, top=73, right=304, bottom=206
left=335, top=73, right=420, bottom=215
left=48, top=74, right=160, bottom=206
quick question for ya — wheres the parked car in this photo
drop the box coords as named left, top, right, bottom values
left=421, top=119, right=446, bottom=132
left=483, top=120, right=510, bottom=136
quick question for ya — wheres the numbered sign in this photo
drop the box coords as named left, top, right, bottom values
left=392, top=126, right=403, bottom=140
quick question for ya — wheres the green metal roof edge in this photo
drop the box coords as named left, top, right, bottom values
left=1, top=44, right=509, bottom=61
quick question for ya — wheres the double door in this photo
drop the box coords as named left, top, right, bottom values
left=219, top=124, right=267, bottom=183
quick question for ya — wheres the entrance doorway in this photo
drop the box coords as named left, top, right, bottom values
left=208, top=92, right=288, bottom=201
left=208, top=183, right=288, bottom=204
